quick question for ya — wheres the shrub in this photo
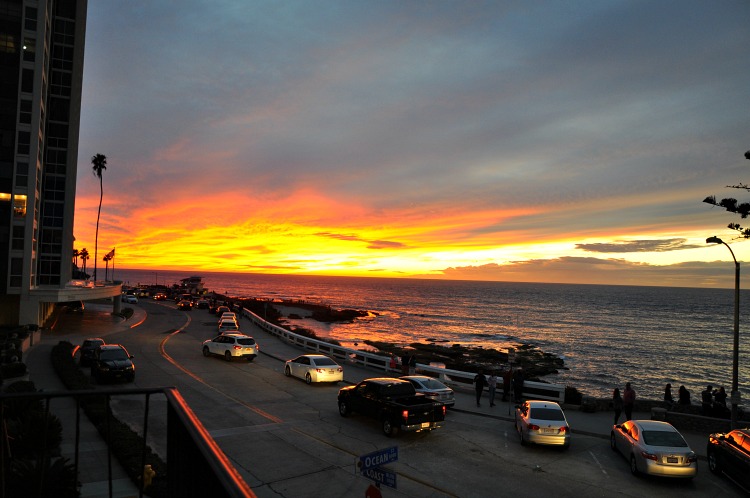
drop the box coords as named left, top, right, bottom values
left=1, top=361, right=28, bottom=379
left=50, top=340, right=168, bottom=498
left=7, top=457, right=79, bottom=498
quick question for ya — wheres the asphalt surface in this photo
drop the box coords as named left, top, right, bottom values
left=20, top=301, right=722, bottom=497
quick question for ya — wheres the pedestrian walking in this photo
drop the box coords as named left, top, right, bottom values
left=488, top=371, right=498, bottom=407
left=623, top=382, right=635, bottom=421
left=613, top=388, right=623, bottom=425
left=408, top=354, right=417, bottom=375
left=663, top=383, right=674, bottom=409
left=502, top=367, right=512, bottom=401
left=701, top=385, right=714, bottom=416
left=678, top=385, right=691, bottom=406
left=474, top=370, right=487, bottom=407
left=400, top=354, right=410, bottom=376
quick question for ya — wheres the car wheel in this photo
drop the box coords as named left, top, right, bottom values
left=382, top=418, right=397, bottom=437
left=610, top=433, right=617, bottom=451
left=224, top=351, right=232, bottom=362
left=285, top=365, right=291, bottom=377
left=247, top=356, right=255, bottom=362
left=629, top=454, right=639, bottom=476
left=338, top=400, right=350, bottom=417
left=707, top=449, right=721, bottom=474
left=202, top=346, right=210, bottom=357
left=305, top=373, right=312, bottom=385
left=517, top=423, right=526, bottom=446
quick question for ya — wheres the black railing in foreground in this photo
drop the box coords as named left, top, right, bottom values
left=0, top=386, right=254, bottom=498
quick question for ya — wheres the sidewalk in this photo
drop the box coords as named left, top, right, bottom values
left=22, top=304, right=145, bottom=498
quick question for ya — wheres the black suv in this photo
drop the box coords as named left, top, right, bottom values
left=708, top=428, right=750, bottom=493
left=79, top=338, right=105, bottom=366
left=91, top=344, right=135, bottom=383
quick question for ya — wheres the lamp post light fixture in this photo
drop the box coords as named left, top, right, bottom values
left=706, top=236, right=741, bottom=429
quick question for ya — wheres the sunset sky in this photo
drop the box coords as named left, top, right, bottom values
left=73, top=1, right=750, bottom=288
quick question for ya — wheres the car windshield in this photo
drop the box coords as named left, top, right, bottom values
left=642, top=430, right=688, bottom=447
left=84, top=340, right=104, bottom=347
left=100, top=349, right=129, bottom=361
left=237, top=338, right=256, bottom=346
left=529, top=408, right=565, bottom=421
left=313, top=357, right=337, bottom=366
left=419, top=378, right=448, bottom=390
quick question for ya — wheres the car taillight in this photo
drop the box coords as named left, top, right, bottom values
left=640, top=451, right=658, bottom=462
left=316, top=368, right=324, bottom=373
left=687, top=453, right=697, bottom=463
left=402, top=410, right=409, bottom=421
left=559, top=426, right=569, bottom=433
left=441, top=405, right=447, bottom=416
left=233, top=345, right=241, bottom=350
left=529, top=424, right=540, bottom=431
left=337, top=367, right=343, bottom=372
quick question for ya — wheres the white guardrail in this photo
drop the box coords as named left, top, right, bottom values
left=241, top=307, right=566, bottom=403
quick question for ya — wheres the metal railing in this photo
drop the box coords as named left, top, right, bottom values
left=0, top=387, right=254, bottom=498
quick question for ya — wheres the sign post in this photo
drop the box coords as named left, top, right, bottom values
left=357, top=446, right=398, bottom=490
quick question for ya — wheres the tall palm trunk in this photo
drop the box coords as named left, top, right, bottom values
left=91, top=154, right=107, bottom=281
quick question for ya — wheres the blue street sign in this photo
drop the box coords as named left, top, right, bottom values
left=358, top=446, right=398, bottom=472
left=361, top=466, right=397, bottom=489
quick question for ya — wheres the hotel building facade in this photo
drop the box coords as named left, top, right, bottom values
left=0, top=0, right=119, bottom=327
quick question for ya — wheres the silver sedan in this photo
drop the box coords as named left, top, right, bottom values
left=515, top=400, right=571, bottom=448
left=284, top=354, right=343, bottom=384
left=400, top=375, right=455, bottom=408
left=610, top=420, right=697, bottom=478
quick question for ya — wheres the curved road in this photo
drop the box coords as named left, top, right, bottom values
left=83, top=300, right=739, bottom=498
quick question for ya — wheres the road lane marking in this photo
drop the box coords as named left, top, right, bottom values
left=588, top=450, right=608, bottom=475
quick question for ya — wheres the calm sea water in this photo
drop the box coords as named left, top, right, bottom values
left=116, top=269, right=750, bottom=400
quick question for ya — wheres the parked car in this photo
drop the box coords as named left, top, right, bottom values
left=400, top=375, right=455, bottom=408
left=218, top=321, right=240, bottom=334
left=177, top=300, right=193, bottom=311
left=79, top=337, right=105, bottom=366
left=202, top=334, right=259, bottom=361
left=121, top=294, right=138, bottom=304
left=90, top=344, right=135, bottom=383
left=285, top=354, right=344, bottom=384
left=707, top=428, right=750, bottom=492
left=515, top=400, right=571, bottom=448
left=338, top=378, right=446, bottom=436
left=63, top=300, right=85, bottom=312
left=611, top=420, right=697, bottom=478
left=218, top=312, right=237, bottom=324
left=153, top=293, right=167, bottom=301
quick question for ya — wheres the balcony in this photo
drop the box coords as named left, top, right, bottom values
left=0, top=386, right=254, bottom=498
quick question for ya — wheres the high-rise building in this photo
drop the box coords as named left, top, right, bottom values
left=0, top=0, right=119, bottom=327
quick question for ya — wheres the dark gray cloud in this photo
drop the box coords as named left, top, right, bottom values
left=576, top=239, right=702, bottom=253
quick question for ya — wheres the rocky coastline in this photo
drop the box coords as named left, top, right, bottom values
left=237, top=297, right=567, bottom=384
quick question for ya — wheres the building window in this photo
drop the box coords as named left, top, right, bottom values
left=38, top=257, right=61, bottom=285
left=0, top=193, right=27, bottom=217
left=17, top=131, right=30, bottom=155
left=19, top=99, right=32, bottom=123
left=23, top=37, right=35, bottom=61
left=10, top=258, right=24, bottom=288
left=15, top=162, right=29, bottom=187
left=12, top=226, right=25, bottom=250
left=21, top=68, right=34, bottom=93
left=25, top=6, right=38, bottom=31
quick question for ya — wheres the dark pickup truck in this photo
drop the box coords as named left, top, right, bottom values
left=338, top=378, right=446, bottom=436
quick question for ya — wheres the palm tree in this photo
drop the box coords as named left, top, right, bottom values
left=79, top=248, right=89, bottom=277
left=103, top=252, right=113, bottom=281
left=72, top=249, right=79, bottom=269
left=91, top=154, right=107, bottom=281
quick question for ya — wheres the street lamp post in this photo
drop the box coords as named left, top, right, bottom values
left=706, top=236, right=741, bottom=429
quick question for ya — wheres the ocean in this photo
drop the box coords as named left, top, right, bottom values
left=115, top=269, right=750, bottom=401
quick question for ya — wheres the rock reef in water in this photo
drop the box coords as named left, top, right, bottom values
left=237, top=297, right=565, bottom=380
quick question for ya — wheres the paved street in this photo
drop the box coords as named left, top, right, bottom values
left=23, top=300, right=743, bottom=497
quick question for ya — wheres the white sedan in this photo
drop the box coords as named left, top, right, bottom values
left=515, top=400, right=571, bottom=448
left=284, top=354, right=343, bottom=384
